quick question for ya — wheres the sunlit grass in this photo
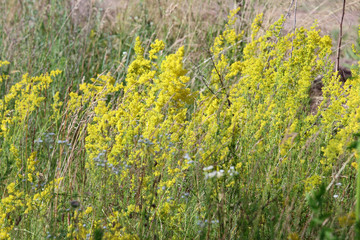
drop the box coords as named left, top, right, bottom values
left=0, top=1, right=360, bottom=239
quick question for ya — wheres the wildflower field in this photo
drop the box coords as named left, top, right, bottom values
left=1, top=0, right=360, bottom=239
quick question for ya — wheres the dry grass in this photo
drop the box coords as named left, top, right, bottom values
left=0, top=1, right=360, bottom=238
left=2, top=0, right=358, bottom=74
left=259, top=0, right=360, bottom=66
left=77, top=0, right=244, bottom=66
left=85, top=0, right=360, bottom=65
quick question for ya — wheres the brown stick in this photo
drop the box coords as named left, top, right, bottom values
left=290, top=0, right=298, bottom=58
left=336, top=0, right=346, bottom=73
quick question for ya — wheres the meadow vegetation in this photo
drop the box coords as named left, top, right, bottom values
left=1, top=0, right=360, bottom=239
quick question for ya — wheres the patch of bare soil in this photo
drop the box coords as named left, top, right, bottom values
left=309, top=67, right=352, bottom=115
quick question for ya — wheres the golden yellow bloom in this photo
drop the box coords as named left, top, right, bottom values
left=352, top=162, right=358, bottom=170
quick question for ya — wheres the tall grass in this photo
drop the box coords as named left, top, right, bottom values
left=0, top=1, right=360, bottom=239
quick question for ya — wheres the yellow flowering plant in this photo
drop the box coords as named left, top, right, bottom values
left=0, top=7, right=360, bottom=239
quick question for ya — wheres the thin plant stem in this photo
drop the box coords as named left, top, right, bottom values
left=336, top=0, right=346, bottom=73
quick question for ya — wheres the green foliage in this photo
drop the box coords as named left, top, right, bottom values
left=0, top=4, right=360, bottom=240
left=307, top=184, right=336, bottom=240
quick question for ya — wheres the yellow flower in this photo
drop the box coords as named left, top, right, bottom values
left=352, top=162, right=358, bottom=170
left=6, top=182, right=16, bottom=194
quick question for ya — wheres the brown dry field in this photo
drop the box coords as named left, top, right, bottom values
left=3, top=0, right=359, bottom=64
left=1, top=0, right=359, bottom=71
left=69, top=0, right=360, bottom=64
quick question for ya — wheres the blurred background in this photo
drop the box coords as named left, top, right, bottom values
left=0, top=0, right=359, bottom=85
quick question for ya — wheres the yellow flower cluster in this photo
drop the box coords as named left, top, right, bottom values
left=0, top=63, right=67, bottom=238
left=0, top=177, right=63, bottom=238
left=83, top=35, right=194, bottom=235
left=0, top=69, right=61, bottom=138
left=1, top=8, right=360, bottom=239
left=66, top=206, right=94, bottom=239
left=0, top=60, right=9, bottom=84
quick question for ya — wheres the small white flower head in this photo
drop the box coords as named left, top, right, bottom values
left=208, top=171, right=217, bottom=178
left=205, top=170, right=225, bottom=179
left=335, top=182, right=342, bottom=186
left=216, top=170, right=224, bottom=178
left=333, top=194, right=339, bottom=199
left=228, top=166, right=239, bottom=176
left=184, top=153, right=191, bottom=160
left=205, top=171, right=217, bottom=179
left=203, top=166, right=214, bottom=171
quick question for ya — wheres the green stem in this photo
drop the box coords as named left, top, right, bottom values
left=356, top=143, right=360, bottom=237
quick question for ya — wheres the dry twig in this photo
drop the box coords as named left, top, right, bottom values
left=336, top=0, right=346, bottom=73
